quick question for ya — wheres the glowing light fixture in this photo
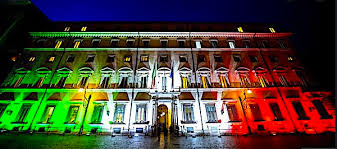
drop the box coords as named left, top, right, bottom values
left=246, top=89, right=252, bottom=94
left=269, top=28, right=276, bottom=33
left=79, top=88, right=84, bottom=93
left=74, top=41, right=81, bottom=48
left=81, top=27, right=87, bottom=31
left=11, top=56, right=17, bottom=62
left=64, top=27, right=70, bottom=31
left=29, top=56, right=36, bottom=62
left=237, top=27, right=243, bottom=33
left=55, top=41, right=62, bottom=48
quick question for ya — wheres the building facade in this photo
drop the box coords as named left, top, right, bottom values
left=0, top=23, right=334, bottom=136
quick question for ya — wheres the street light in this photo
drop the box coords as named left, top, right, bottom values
left=78, top=88, right=91, bottom=135
left=238, top=89, right=252, bottom=135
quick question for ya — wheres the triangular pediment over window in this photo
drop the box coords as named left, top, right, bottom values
left=118, top=67, right=133, bottom=73
left=79, top=67, right=94, bottom=74
left=179, top=92, right=194, bottom=100
left=215, top=67, right=229, bottom=73
left=15, top=67, right=31, bottom=74
left=57, top=67, right=73, bottom=74
left=101, top=66, right=115, bottom=73
left=273, top=66, right=287, bottom=72
left=36, top=67, right=51, bottom=74
left=235, top=67, right=250, bottom=72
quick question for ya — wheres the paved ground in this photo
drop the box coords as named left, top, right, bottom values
left=0, top=133, right=334, bottom=149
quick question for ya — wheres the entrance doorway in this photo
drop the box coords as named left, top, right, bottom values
left=157, top=104, right=168, bottom=133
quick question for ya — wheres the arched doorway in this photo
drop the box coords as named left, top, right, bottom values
left=157, top=104, right=168, bottom=133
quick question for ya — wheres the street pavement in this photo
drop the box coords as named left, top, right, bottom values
left=0, top=133, right=334, bottom=149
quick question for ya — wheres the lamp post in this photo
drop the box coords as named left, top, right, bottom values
left=238, top=89, right=252, bottom=135
left=78, top=88, right=91, bottom=136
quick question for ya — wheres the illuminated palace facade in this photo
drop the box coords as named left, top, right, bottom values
left=0, top=23, right=334, bottom=136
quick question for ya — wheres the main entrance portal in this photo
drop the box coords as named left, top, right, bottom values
left=157, top=104, right=169, bottom=132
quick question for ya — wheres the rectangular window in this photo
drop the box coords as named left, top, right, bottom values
left=73, top=41, right=81, bottom=48
left=48, top=56, right=55, bottom=63
left=214, top=55, right=223, bottom=62
left=111, top=40, right=118, bottom=47
left=226, top=104, right=240, bottom=122
left=66, top=55, right=75, bottom=63
left=278, top=40, right=286, bottom=48
left=126, top=40, right=134, bottom=47
left=86, top=55, right=95, bottom=62
left=81, top=26, right=87, bottom=31
left=179, top=56, right=187, bottom=62
left=269, top=103, right=284, bottom=121
left=135, top=104, right=147, bottom=123
left=198, top=55, right=205, bottom=63
left=210, top=40, right=218, bottom=48
left=92, top=40, right=100, bottom=48
left=0, top=104, right=8, bottom=119
left=65, top=105, right=79, bottom=124
left=64, top=27, right=70, bottom=31
left=34, top=77, right=45, bottom=88
left=249, top=55, right=258, bottom=63
left=13, top=76, right=23, bottom=88
left=113, top=104, right=125, bottom=123
left=249, top=104, right=264, bottom=121
left=291, top=101, right=309, bottom=120
left=278, top=74, right=289, bottom=86
left=124, top=56, right=131, bottom=62
left=143, top=41, right=149, bottom=47
left=91, top=105, right=104, bottom=124
left=195, top=40, right=202, bottom=48
left=161, top=40, right=168, bottom=48
left=178, top=41, right=185, bottom=48
left=295, top=71, right=308, bottom=88
left=201, top=76, right=209, bottom=88
left=233, top=55, right=241, bottom=62
left=140, top=76, right=147, bottom=88
left=269, top=56, right=278, bottom=63
left=160, top=55, right=168, bottom=62
left=257, top=75, right=268, bottom=87
left=205, top=104, right=217, bottom=122
left=312, top=100, right=332, bottom=119
left=239, top=73, right=250, bottom=87
left=119, top=77, right=128, bottom=88
left=100, top=76, right=110, bottom=88
left=219, top=74, right=230, bottom=88
left=15, top=104, right=32, bottom=123
left=56, top=76, right=67, bottom=88
left=40, top=105, right=55, bottom=123
left=183, top=104, right=195, bottom=122
left=162, top=77, right=167, bottom=91
left=79, top=76, right=89, bottom=88
left=140, top=55, right=148, bottom=62
left=228, top=41, right=235, bottom=48
left=107, top=55, right=115, bottom=63
left=55, top=40, right=63, bottom=48
left=243, top=40, right=250, bottom=48
left=262, top=40, right=270, bottom=48
left=181, top=76, right=189, bottom=88
left=29, top=56, right=36, bottom=62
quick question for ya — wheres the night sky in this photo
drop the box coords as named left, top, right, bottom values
left=31, top=0, right=334, bottom=91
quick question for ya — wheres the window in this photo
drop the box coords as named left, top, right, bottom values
left=0, top=104, right=8, bottom=119
left=181, top=76, right=189, bottom=88
left=100, top=76, right=110, bottom=88
left=79, top=76, right=89, bottom=88
left=36, top=39, right=45, bottom=47
left=124, top=56, right=131, bottom=62
left=205, top=104, right=217, bottom=122
left=226, top=104, right=240, bottom=122
left=111, top=39, right=119, bottom=47
left=40, top=105, right=55, bottom=123
left=228, top=41, right=235, bottom=48
left=29, top=56, right=36, bottom=62
left=67, top=55, right=75, bottom=63
left=269, top=103, right=284, bottom=121
left=269, top=27, right=276, bottom=33
left=119, top=77, right=128, bottom=88
left=278, top=40, right=286, bottom=48
left=13, top=76, right=23, bottom=88
left=262, top=40, right=270, bottom=48
left=107, top=55, right=115, bottom=63
left=161, top=40, right=168, bottom=48
left=198, top=55, right=205, bottom=63
left=219, top=74, right=230, bottom=88
left=237, top=27, right=243, bottom=32
left=140, top=55, right=148, bottom=62
left=92, top=39, right=100, bottom=48
left=312, top=100, right=332, bottom=119
left=126, top=40, right=134, bottom=47
left=64, top=27, right=70, bottom=31
left=288, top=56, right=295, bottom=62
left=81, top=26, right=87, bottom=31
left=278, top=74, right=289, bottom=87
left=269, top=56, right=278, bottom=63
left=65, top=105, right=79, bottom=123
left=233, top=55, right=241, bottom=62
left=183, top=104, right=195, bottom=122
left=178, top=41, right=185, bottom=48
left=15, top=104, right=32, bottom=123
left=140, top=76, right=147, bottom=88
left=179, top=56, right=187, bottom=62
left=195, top=40, right=202, bottom=48
left=113, top=104, right=125, bottom=123
left=160, top=55, right=168, bottom=62
left=295, top=71, right=308, bottom=88
left=34, top=77, right=45, bottom=88
left=243, top=40, right=250, bottom=48
left=249, top=104, right=264, bottom=121
left=135, top=104, right=147, bottom=123
left=55, top=40, right=63, bottom=48
left=162, top=77, right=167, bottom=91
left=48, top=56, right=55, bottom=63
left=291, top=101, right=309, bottom=120
left=249, top=55, right=258, bottom=63
left=91, top=105, right=104, bottom=124
left=210, top=40, right=218, bottom=48
left=239, top=73, right=250, bottom=87
left=143, top=40, right=150, bottom=47
left=214, top=55, right=223, bottom=62
left=73, top=41, right=81, bottom=48
left=257, top=74, right=268, bottom=87
left=56, top=76, right=67, bottom=88
left=200, top=76, right=210, bottom=88
left=86, top=55, right=95, bottom=62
